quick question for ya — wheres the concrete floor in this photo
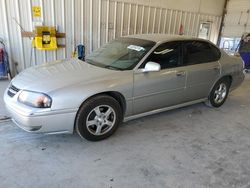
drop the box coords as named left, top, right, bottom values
left=0, top=75, right=250, bottom=188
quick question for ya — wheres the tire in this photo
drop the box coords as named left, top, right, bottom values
left=206, top=78, right=230, bottom=108
left=75, top=95, right=123, bottom=141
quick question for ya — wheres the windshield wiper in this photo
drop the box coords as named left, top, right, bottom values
left=86, top=60, right=123, bottom=71
left=104, top=65, right=123, bottom=71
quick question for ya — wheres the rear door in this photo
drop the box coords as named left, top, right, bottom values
left=182, top=41, right=221, bottom=101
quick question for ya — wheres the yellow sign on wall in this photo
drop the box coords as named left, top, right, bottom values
left=32, top=6, right=41, bottom=17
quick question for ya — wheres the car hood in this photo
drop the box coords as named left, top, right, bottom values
left=11, top=58, right=121, bottom=92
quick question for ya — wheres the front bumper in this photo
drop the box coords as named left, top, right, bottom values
left=4, top=89, right=77, bottom=134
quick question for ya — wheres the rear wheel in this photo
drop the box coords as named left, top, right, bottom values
left=207, top=78, right=230, bottom=107
left=75, top=95, right=123, bottom=141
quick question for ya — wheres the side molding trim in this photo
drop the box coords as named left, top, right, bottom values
left=124, top=98, right=206, bottom=122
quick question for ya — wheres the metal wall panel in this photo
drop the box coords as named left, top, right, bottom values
left=0, top=0, right=222, bottom=73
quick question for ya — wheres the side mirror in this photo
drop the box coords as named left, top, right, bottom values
left=143, top=61, right=161, bottom=72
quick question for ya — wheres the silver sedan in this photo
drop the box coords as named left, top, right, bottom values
left=4, top=34, right=245, bottom=141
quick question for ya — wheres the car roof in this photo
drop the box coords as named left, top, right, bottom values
left=124, top=34, right=208, bottom=44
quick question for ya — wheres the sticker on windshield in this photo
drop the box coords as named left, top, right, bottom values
left=127, top=45, right=145, bottom=51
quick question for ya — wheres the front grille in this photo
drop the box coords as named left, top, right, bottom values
left=7, top=84, right=20, bottom=97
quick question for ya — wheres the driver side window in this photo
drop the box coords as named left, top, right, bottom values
left=144, top=42, right=181, bottom=69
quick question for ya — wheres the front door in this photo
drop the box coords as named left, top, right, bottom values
left=133, top=41, right=186, bottom=115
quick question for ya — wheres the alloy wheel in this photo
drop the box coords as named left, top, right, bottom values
left=214, top=83, right=227, bottom=104
left=86, top=105, right=116, bottom=136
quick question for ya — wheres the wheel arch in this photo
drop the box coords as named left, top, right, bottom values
left=209, top=74, right=233, bottom=99
left=73, top=91, right=126, bottom=132
left=219, top=75, right=233, bottom=87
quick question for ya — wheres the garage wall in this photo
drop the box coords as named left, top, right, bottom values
left=0, top=0, right=224, bottom=73
left=222, top=0, right=250, bottom=38
left=117, top=0, right=225, bottom=15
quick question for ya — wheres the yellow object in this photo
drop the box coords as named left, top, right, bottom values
left=32, top=6, right=41, bottom=17
left=33, top=26, right=58, bottom=50
left=72, top=51, right=77, bottom=58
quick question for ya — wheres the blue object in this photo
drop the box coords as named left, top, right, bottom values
left=240, top=52, right=250, bottom=69
left=77, top=44, right=85, bottom=61
left=0, top=63, right=7, bottom=77
left=0, top=62, right=7, bottom=77
left=0, top=47, right=8, bottom=78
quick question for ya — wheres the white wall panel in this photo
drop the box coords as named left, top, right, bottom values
left=0, top=0, right=223, bottom=73
left=223, top=0, right=250, bottom=37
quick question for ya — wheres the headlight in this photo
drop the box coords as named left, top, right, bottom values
left=18, top=90, right=52, bottom=108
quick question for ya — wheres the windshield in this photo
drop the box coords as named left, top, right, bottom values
left=85, top=37, right=155, bottom=70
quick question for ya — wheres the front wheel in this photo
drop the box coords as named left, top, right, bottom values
left=207, top=78, right=230, bottom=108
left=75, top=95, right=123, bottom=141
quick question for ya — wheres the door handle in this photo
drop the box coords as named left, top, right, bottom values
left=176, top=71, right=186, bottom=77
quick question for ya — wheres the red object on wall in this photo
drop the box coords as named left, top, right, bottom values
left=179, top=24, right=184, bottom=35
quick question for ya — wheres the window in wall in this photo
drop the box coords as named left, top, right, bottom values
left=198, top=22, right=212, bottom=40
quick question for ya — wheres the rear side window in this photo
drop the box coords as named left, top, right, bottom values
left=209, top=44, right=221, bottom=60
left=183, top=41, right=221, bottom=65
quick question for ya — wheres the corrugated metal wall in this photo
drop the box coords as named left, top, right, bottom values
left=0, top=0, right=222, bottom=73
left=223, top=0, right=250, bottom=38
